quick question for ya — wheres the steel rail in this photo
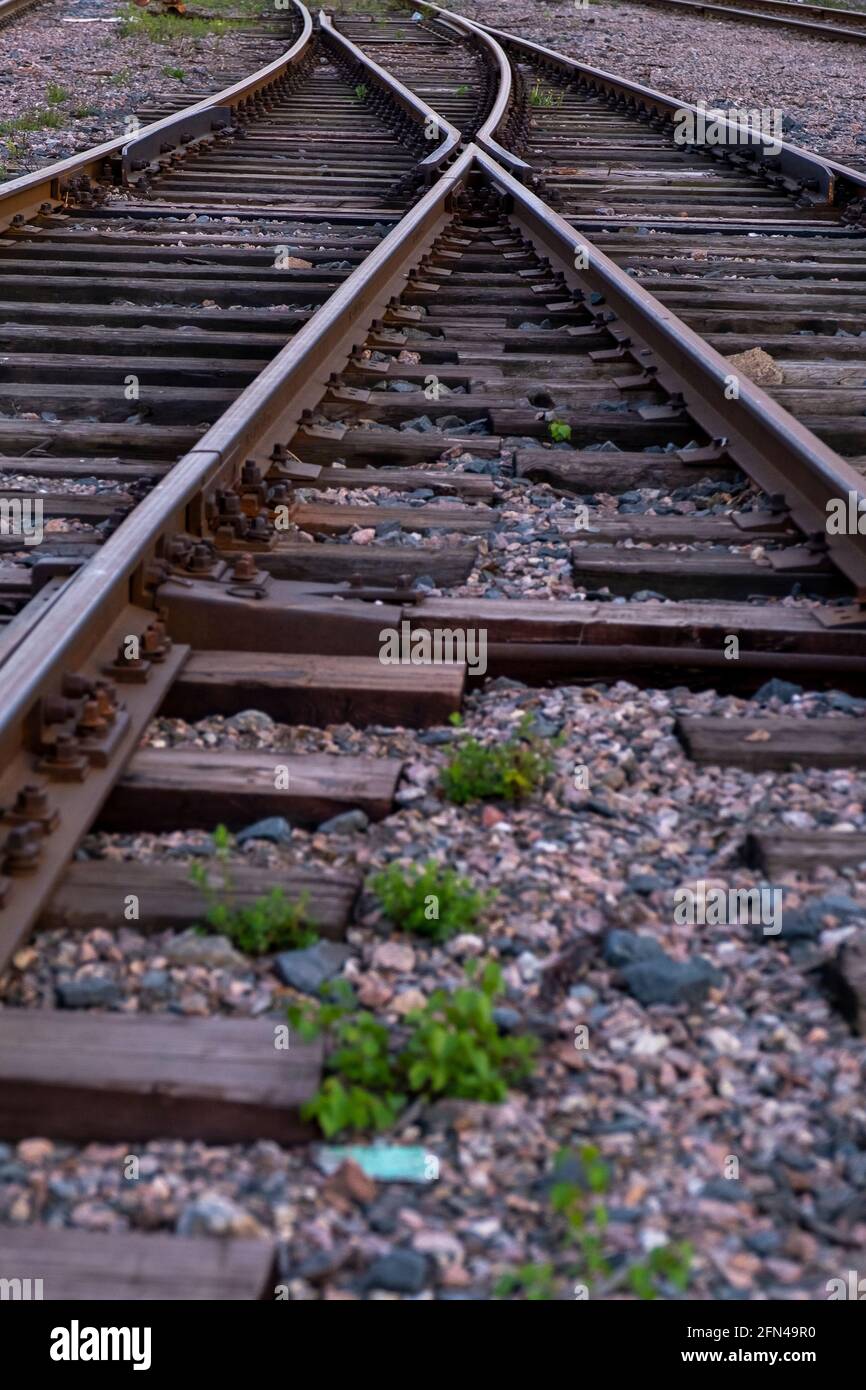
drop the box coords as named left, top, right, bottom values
left=397, top=0, right=531, bottom=177
left=628, top=0, right=866, bottom=43
left=0, top=0, right=38, bottom=26
left=473, top=144, right=866, bottom=597
left=3, top=142, right=866, bottom=751
left=318, top=9, right=461, bottom=175
left=442, top=7, right=866, bottom=206
left=0, top=0, right=314, bottom=232
left=0, top=147, right=475, bottom=769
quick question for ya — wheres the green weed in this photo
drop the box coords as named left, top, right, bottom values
left=189, top=823, right=317, bottom=955
left=439, top=713, right=557, bottom=805
left=495, top=1147, right=693, bottom=1300
left=289, top=961, right=536, bottom=1138
left=370, top=859, right=493, bottom=942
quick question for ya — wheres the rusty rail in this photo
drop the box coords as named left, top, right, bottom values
left=2, top=140, right=866, bottom=928
left=0, top=148, right=474, bottom=769
left=397, top=1, right=531, bottom=177
left=0, top=0, right=38, bottom=26
left=0, top=0, right=315, bottom=232
left=474, top=145, right=866, bottom=596
left=428, top=4, right=866, bottom=206
left=319, top=10, right=461, bottom=175
left=628, top=0, right=866, bottom=43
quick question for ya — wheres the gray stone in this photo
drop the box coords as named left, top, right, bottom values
left=364, top=1247, right=430, bottom=1294
left=825, top=690, right=866, bottom=713
left=620, top=954, right=722, bottom=1007
left=177, top=1192, right=253, bottom=1237
left=603, top=930, right=666, bottom=969
left=165, top=930, right=246, bottom=970
left=745, top=1230, right=782, bottom=1256
left=317, top=808, right=370, bottom=835
left=275, top=940, right=351, bottom=995
left=236, top=816, right=292, bottom=846
left=493, top=1006, right=522, bottom=1035
left=752, top=678, right=802, bottom=704
left=140, top=969, right=172, bottom=999
left=225, top=709, right=275, bottom=735
left=627, top=875, right=665, bottom=896
left=56, top=978, right=122, bottom=1009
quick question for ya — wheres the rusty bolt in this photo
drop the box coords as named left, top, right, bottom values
left=51, top=733, right=83, bottom=764
left=218, top=490, right=243, bottom=517
left=13, top=785, right=49, bottom=818
left=77, top=699, right=108, bottom=738
left=232, top=553, right=257, bottom=583
left=188, top=543, right=215, bottom=574
left=141, top=624, right=167, bottom=660
left=3, top=824, right=42, bottom=875
left=94, top=681, right=118, bottom=719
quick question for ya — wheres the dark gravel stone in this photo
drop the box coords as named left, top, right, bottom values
left=317, top=809, right=370, bottom=835
left=274, top=941, right=351, bottom=995
left=367, top=1194, right=402, bottom=1236
left=364, top=1247, right=431, bottom=1294
left=140, top=969, right=171, bottom=999
left=627, top=874, right=666, bottom=895
left=56, top=978, right=122, bottom=1009
left=772, top=892, right=863, bottom=944
left=745, top=1230, right=782, bottom=1256
left=776, top=1148, right=816, bottom=1172
left=845, top=1152, right=866, bottom=1186
left=236, top=816, right=292, bottom=846
left=752, top=678, right=802, bottom=704
left=400, top=415, right=435, bottom=433
left=825, top=690, right=866, bottom=713
left=700, top=1179, right=748, bottom=1203
left=603, top=930, right=666, bottom=968
left=620, top=954, right=722, bottom=1007
left=493, top=1006, right=522, bottom=1034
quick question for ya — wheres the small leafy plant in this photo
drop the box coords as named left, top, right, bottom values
left=370, top=859, right=493, bottom=942
left=495, top=1147, right=693, bottom=1300
left=440, top=713, right=557, bottom=805
left=401, top=961, right=536, bottom=1102
left=163, top=65, right=186, bottom=80
left=548, top=419, right=572, bottom=443
left=189, top=823, right=316, bottom=955
left=354, top=83, right=369, bottom=102
left=46, top=83, right=69, bottom=106
left=289, top=962, right=536, bottom=1138
left=456, top=84, right=469, bottom=96
left=494, top=1262, right=557, bottom=1301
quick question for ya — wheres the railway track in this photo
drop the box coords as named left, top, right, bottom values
left=618, top=0, right=866, bottom=45
left=0, top=2, right=865, bottom=1304
left=0, top=0, right=38, bottom=28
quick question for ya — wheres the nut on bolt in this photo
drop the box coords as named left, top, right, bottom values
left=232, top=552, right=258, bottom=583
left=5, top=782, right=60, bottom=832
left=3, top=823, right=43, bottom=875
